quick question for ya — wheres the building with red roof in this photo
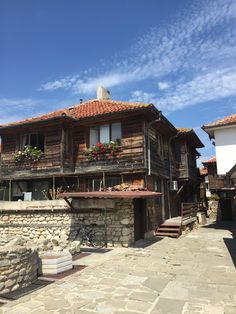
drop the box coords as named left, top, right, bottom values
left=0, top=87, right=204, bottom=234
left=202, top=115, right=236, bottom=221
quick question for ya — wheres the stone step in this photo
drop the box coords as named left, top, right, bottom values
left=155, top=232, right=179, bottom=238
left=157, top=227, right=180, bottom=232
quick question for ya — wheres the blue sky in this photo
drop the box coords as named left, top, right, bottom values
left=1, top=0, right=236, bottom=164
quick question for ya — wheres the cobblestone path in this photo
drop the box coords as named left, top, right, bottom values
left=1, top=221, right=236, bottom=314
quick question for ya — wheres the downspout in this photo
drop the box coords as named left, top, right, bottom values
left=147, top=111, right=162, bottom=176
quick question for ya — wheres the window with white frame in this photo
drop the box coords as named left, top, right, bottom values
left=89, top=122, right=121, bottom=147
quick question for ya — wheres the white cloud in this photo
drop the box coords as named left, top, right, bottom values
left=130, top=91, right=156, bottom=104
left=0, top=98, right=42, bottom=124
left=158, top=67, right=236, bottom=112
left=158, top=82, right=170, bottom=90
left=39, top=0, right=236, bottom=112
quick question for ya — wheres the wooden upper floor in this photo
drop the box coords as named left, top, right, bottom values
left=0, top=99, right=203, bottom=181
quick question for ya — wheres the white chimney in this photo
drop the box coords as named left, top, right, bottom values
left=96, top=86, right=111, bottom=100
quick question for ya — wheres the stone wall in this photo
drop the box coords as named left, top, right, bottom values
left=0, top=238, right=38, bottom=294
left=0, top=199, right=134, bottom=247
left=208, top=200, right=220, bottom=220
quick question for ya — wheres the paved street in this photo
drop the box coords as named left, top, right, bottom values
left=1, top=221, right=236, bottom=314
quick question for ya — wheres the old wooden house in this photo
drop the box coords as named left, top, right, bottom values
left=0, top=89, right=203, bottom=238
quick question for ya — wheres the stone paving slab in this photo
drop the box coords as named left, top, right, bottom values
left=0, top=221, right=236, bottom=313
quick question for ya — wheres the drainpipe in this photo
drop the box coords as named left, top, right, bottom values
left=147, top=111, right=162, bottom=176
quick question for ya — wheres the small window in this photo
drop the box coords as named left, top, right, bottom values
left=106, top=176, right=121, bottom=188
left=21, top=134, right=45, bottom=151
left=89, top=127, right=99, bottom=147
left=100, top=125, right=110, bottom=143
left=88, top=178, right=102, bottom=192
left=111, top=123, right=121, bottom=141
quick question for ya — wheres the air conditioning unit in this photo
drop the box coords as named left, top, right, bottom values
left=169, top=180, right=178, bottom=191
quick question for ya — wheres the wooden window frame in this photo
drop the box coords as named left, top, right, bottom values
left=89, top=122, right=122, bottom=147
left=19, top=133, right=45, bottom=152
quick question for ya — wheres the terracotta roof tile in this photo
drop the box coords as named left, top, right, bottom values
left=176, top=127, right=204, bottom=148
left=0, top=99, right=153, bottom=128
left=177, top=127, right=191, bottom=133
left=202, top=156, right=216, bottom=164
left=203, top=113, right=236, bottom=128
left=70, top=99, right=152, bottom=119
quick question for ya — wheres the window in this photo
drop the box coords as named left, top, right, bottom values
left=21, top=134, right=45, bottom=151
left=154, top=180, right=163, bottom=205
left=90, top=127, right=99, bottom=147
left=88, top=178, right=102, bottom=192
left=87, top=176, right=121, bottom=191
left=106, top=176, right=121, bottom=188
left=111, top=123, right=122, bottom=141
left=89, top=123, right=121, bottom=147
left=100, top=125, right=110, bottom=143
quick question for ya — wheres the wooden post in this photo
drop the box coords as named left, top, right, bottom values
left=52, top=176, right=56, bottom=200
left=104, top=207, right=108, bottom=248
left=9, top=180, right=12, bottom=201
left=103, top=172, right=106, bottom=191
left=60, top=128, right=65, bottom=173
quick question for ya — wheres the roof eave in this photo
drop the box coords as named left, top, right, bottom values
left=0, top=115, right=77, bottom=132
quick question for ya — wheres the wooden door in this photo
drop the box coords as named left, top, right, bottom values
left=133, top=199, right=146, bottom=241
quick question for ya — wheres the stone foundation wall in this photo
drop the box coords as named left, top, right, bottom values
left=0, top=239, right=38, bottom=294
left=0, top=199, right=134, bottom=247
left=208, top=200, right=220, bottom=220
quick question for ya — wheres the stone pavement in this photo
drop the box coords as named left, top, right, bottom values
left=1, top=221, right=236, bottom=314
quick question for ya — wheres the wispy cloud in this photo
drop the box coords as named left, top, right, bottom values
left=40, top=0, right=236, bottom=112
left=158, top=82, right=170, bottom=90
left=131, top=67, right=236, bottom=112
left=0, top=98, right=42, bottom=124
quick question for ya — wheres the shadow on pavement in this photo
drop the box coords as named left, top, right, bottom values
left=224, top=237, right=236, bottom=267
left=202, top=220, right=236, bottom=267
left=202, top=220, right=236, bottom=234
left=130, top=236, right=163, bottom=249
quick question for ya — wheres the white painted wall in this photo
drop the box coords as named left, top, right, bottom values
left=214, top=126, right=236, bottom=175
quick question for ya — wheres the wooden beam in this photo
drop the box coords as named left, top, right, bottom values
left=52, top=176, right=56, bottom=200
left=60, top=127, right=65, bottom=172
left=9, top=180, right=12, bottom=201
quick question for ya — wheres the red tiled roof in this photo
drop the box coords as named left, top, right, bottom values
left=176, top=128, right=204, bottom=148
left=0, top=99, right=153, bottom=128
left=203, top=113, right=236, bottom=128
left=177, top=127, right=191, bottom=133
left=202, top=156, right=216, bottom=164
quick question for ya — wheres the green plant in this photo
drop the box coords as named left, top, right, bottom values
left=84, top=141, right=121, bottom=161
left=13, top=145, right=43, bottom=163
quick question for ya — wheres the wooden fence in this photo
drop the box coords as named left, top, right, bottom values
left=181, top=202, right=203, bottom=223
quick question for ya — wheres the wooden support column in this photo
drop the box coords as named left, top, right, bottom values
left=103, top=172, right=106, bottom=191
left=52, top=176, right=56, bottom=200
left=9, top=180, right=12, bottom=201
left=60, top=128, right=65, bottom=173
